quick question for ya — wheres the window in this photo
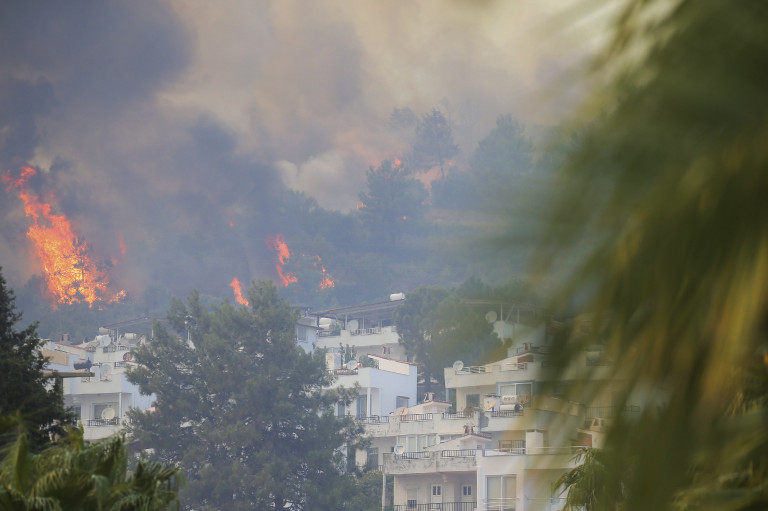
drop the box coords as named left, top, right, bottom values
left=432, top=485, right=441, bottom=496
left=72, top=405, right=82, bottom=421
left=462, top=484, right=473, bottom=496
left=396, top=396, right=409, bottom=409
left=487, top=475, right=516, bottom=511
left=337, top=402, right=345, bottom=417
left=466, top=394, right=480, bottom=408
left=356, top=395, right=367, bottom=418
left=366, top=448, right=379, bottom=470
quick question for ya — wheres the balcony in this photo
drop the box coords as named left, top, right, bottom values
left=394, top=503, right=476, bottom=511
left=383, top=450, right=477, bottom=475
left=358, top=415, right=390, bottom=424
left=86, top=418, right=121, bottom=427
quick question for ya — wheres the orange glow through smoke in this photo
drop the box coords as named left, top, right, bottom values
left=229, top=277, right=249, bottom=306
left=266, top=234, right=298, bottom=286
left=3, top=166, right=125, bottom=307
left=316, top=256, right=335, bottom=289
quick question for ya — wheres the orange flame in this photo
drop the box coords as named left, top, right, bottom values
left=266, top=234, right=298, bottom=286
left=316, top=256, right=335, bottom=289
left=229, top=277, right=249, bottom=306
left=3, top=166, right=125, bottom=307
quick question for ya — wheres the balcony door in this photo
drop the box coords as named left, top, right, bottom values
left=486, top=475, right=516, bottom=511
left=461, top=483, right=474, bottom=504
left=431, top=484, right=442, bottom=506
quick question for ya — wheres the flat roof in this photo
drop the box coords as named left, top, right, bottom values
left=309, top=299, right=403, bottom=323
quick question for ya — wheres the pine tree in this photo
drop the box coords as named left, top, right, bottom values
left=126, top=282, right=362, bottom=510
left=0, top=266, right=73, bottom=451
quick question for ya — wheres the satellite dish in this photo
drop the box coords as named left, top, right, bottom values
left=485, top=311, right=497, bottom=323
left=347, top=319, right=359, bottom=331
left=98, top=335, right=111, bottom=347
left=453, top=360, right=464, bottom=372
left=394, top=445, right=405, bottom=455
left=101, top=407, right=116, bottom=420
left=346, top=360, right=357, bottom=370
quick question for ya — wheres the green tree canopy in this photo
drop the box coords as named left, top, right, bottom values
left=126, top=282, right=363, bottom=510
left=0, top=418, right=182, bottom=511
left=394, top=283, right=503, bottom=394
left=411, top=109, right=459, bottom=176
left=358, top=160, right=428, bottom=249
left=0, top=266, right=73, bottom=451
left=536, top=1, right=768, bottom=510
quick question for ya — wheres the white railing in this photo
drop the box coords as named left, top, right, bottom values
left=483, top=497, right=517, bottom=511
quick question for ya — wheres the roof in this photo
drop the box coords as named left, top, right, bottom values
left=309, top=298, right=404, bottom=323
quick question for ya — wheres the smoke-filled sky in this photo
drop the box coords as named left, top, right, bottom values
left=0, top=0, right=600, bottom=300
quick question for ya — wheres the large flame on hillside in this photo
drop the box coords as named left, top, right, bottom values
left=3, top=166, right=125, bottom=307
left=266, top=234, right=298, bottom=286
left=229, top=277, right=249, bottom=306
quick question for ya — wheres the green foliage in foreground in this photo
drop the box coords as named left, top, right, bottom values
left=0, top=419, right=182, bottom=511
left=539, top=1, right=768, bottom=510
left=0, top=267, right=74, bottom=452
left=127, top=281, right=366, bottom=510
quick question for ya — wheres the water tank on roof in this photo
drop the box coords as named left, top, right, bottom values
left=390, top=292, right=405, bottom=301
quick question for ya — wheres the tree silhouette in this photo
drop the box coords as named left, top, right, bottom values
left=411, top=109, right=459, bottom=177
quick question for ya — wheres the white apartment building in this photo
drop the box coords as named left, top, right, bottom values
left=373, top=323, right=640, bottom=511
left=43, top=330, right=155, bottom=441
left=309, top=296, right=407, bottom=361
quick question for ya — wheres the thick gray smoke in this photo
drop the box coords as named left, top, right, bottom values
left=0, top=0, right=584, bottom=299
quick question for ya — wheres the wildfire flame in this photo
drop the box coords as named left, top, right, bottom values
left=316, top=256, right=335, bottom=289
left=3, top=166, right=125, bottom=307
left=266, top=234, right=298, bottom=286
left=229, top=277, right=249, bottom=306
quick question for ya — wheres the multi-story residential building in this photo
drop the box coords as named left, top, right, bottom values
left=309, top=295, right=407, bottom=360
left=43, top=330, right=155, bottom=441
left=371, top=322, right=641, bottom=511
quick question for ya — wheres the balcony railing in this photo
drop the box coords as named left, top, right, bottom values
left=399, top=413, right=433, bottom=422
left=491, top=409, right=523, bottom=418
left=102, top=345, right=129, bottom=353
left=87, top=418, right=120, bottom=427
left=350, top=326, right=382, bottom=336
left=358, top=415, right=390, bottom=424
left=514, top=344, right=550, bottom=355
left=392, top=451, right=431, bottom=460
left=394, top=502, right=476, bottom=511
left=483, top=497, right=518, bottom=511
left=440, top=449, right=476, bottom=458
left=442, top=411, right=471, bottom=419
left=483, top=446, right=588, bottom=457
